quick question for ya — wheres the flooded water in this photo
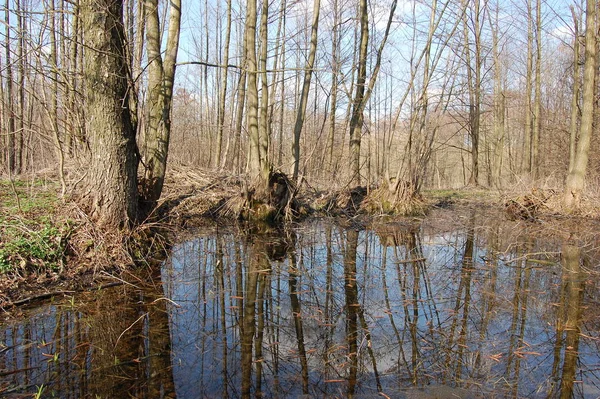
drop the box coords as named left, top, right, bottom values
left=1, top=208, right=600, bottom=398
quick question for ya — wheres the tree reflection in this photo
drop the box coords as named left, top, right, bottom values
left=548, top=243, right=586, bottom=399
left=343, top=228, right=359, bottom=397
left=3, top=219, right=600, bottom=398
left=0, top=273, right=176, bottom=398
left=288, top=231, right=309, bottom=394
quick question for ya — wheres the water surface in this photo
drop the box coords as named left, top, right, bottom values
left=2, top=208, right=599, bottom=398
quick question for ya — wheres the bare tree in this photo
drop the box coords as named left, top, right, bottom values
left=245, top=0, right=266, bottom=184
left=348, top=0, right=397, bottom=186
left=489, top=1, right=505, bottom=188
left=568, top=6, right=581, bottom=175
left=530, top=0, right=542, bottom=180
left=140, top=0, right=182, bottom=207
left=291, top=0, right=321, bottom=182
left=4, top=0, right=16, bottom=174
left=564, top=0, right=595, bottom=210
left=215, top=0, right=232, bottom=169
left=462, top=0, right=482, bottom=186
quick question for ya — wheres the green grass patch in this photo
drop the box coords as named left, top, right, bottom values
left=0, top=178, right=70, bottom=275
left=0, top=221, right=71, bottom=274
left=0, top=179, right=58, bottom=215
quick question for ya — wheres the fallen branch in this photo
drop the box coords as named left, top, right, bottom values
left=1, top=281, right=125, bottom=310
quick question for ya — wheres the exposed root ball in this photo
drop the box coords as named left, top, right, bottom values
left=362, top=182, right=428, bottom=216
left=504, top=188, right=555, bottom=220
left=217, top=171, right=296, bottom=222
left=315, top=186, right=367, bottom=216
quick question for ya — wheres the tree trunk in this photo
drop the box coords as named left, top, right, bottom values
left=81, top=0, right=138, bottom=227
left=245, top=0, right=269, bottom=187
left=291, top=0, right=321, bottom=182
left=67, top=0, right=84, bottom=152
left=463, top=0, right=481, bottom=186
left=49, top=0, right=67, bottom=195
left=568, top=7, right=581, bottom=175
left=4, top=0, right=15, bottom=174
left=15, top=0, right=24, bottom=172
left=348, top=0, right=397, bottom=187
left=141, top=0, right=182, bottom=208
left=326, top=0, right=340, bottom=172
left=531, top=0, right=542, bottom=180
left=564, top=0, right=596, bottom=210
left=490, top=2, right=505, bottom=188
left=258, top=0, right=270, bottom=174
left=348, top=0, right=369, bottom=186
left=216, top=0, right=232, bottom=169
left=524, top=0, right=533, bottom=175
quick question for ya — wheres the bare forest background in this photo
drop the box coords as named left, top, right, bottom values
left=1, top=0, right=598, bottom=221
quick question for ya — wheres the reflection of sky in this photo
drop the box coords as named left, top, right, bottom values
left=2, top=219, right=599, bottom=398
left=161, top=221, right=600, bottom=398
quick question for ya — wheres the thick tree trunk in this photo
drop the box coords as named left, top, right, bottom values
left=245, top=0, right=263, bottom=182
left=258, top=0, right=270, bottom=174
left=81, top=0, right=138, bottom=227
left=564, top=0, right=596, bottom=210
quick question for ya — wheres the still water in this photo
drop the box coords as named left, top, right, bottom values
left=1, top=208, right=599, bottom=398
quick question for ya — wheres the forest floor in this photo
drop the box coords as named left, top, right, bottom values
left=1, top=165, right=599, bottom=314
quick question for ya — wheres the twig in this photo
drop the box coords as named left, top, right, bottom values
left=5, top=290, right=76, bottom=307
left=115, top=312, right=147, bottom=349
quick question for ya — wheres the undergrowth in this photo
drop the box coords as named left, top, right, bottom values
left=0, top=179, right=72, bottom=276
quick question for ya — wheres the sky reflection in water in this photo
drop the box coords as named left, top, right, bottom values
left=1, top=209, right=600, bottom=398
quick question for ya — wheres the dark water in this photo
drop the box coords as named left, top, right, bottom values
left=2, top=208, right=600, bottom=398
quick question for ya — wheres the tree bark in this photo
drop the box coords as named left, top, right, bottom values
left=141, top=0, right=182, bottom=207
left=568, top=7, right=581, bottom=175
left=49, top=0, right=67, bottom=194
left=348, top=0, right=369, bottom=186
left=245, top=0, right=269, bottom=187
left=349, top=0, right=397, bottom=186
left=81, top=0, right=138, bottom=227
left=15, top=0, right=25, bottom=172
left=258, top=0, right=270, bottom=173
left=531, top=0, right=542, bottom=180
left=291, top=0, right=321, bottom=182
left=4, top=0, right=15, bottom=174
left=463, top=0, right=481, bottom=186
left=564, top=0, right=596, bottom=210
left=524, top=0, right=533, bottom=175
left=216, top=0, right=232, bottom=169
left=326, top=0, right=340, bottom=172
left=490, top=2, right=505, bottom=188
